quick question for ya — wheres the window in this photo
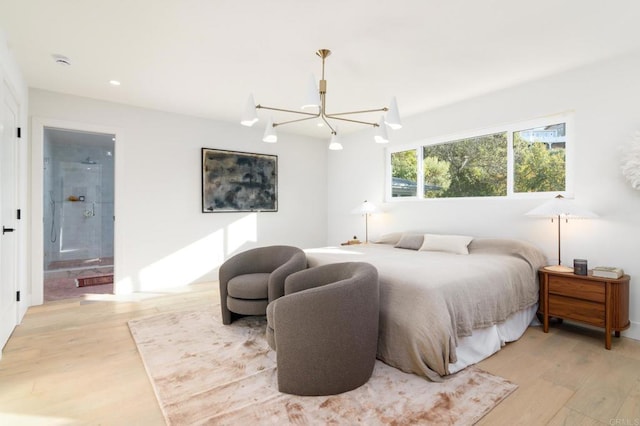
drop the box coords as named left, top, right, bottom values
left=387, top=115, right=571, bottom=200
left=423, top=132, right=507, bottom=198
left=391, top=149, right=418, bottom=197
left=513, top=123, right=566, bottom=193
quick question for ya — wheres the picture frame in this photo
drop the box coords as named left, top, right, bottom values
left=201, top=148, right=278, bottom=213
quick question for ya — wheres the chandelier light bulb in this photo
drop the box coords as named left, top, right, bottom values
left=262, top=118, right=277, bottom=143
left=385, top=96, right=402, bottom=130
left=302, top=74, right=321, bottom=110
left=241, top=94, right=259, bottom=127
left=374, top=116, right=389, bottom=143
left=328, top=132, right=343, bottom=150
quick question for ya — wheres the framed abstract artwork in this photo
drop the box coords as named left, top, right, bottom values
left=201, top=148, right=278, bottom=212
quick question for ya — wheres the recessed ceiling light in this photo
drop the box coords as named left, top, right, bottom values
left=109, top=80, right=121, bottom=86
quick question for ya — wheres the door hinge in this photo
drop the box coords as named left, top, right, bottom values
left=17, top=209, right=21, bottom=220
left=17, top=127, right=21, bottom=138
left=16, top=291, right=20, bottom=302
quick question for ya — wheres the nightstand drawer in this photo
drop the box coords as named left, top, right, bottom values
left=549, top=295, right=605, bottom=327
left=548, top=276, right=605, bottom=303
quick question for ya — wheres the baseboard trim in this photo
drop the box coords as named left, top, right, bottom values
left=623, top=320, right=640, bottom=341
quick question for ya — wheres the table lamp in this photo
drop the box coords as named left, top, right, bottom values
left=351, top=200, right=379, bottom=243
left=525, top=194, right=597, bottom=272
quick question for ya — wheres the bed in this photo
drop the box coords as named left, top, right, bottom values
left=304, top=234, right=547, bottom=381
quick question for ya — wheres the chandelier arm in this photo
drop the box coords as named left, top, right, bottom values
left=256, top=105, right=319, bottom=117
left=320, top=115, right=336, bottom=133
left=325, top=107, right=388, bottom=116
left=325, top=116, right=379, bottom=127
left=274, top=115, right=320, bottom=127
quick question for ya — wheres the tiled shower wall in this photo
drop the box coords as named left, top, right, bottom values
left=43, top=131, right=114, bottom=269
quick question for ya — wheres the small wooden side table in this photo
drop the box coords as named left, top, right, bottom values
left=538, top=268, right=630, bottom=349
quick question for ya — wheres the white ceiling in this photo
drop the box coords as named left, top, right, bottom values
left=3, top=0, right=640, bottom=138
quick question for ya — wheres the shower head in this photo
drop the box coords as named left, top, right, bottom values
left=81, top=157, right=97, bottom=165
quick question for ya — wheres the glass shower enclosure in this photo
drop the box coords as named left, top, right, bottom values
left=43, top=127, right=114, bottom=299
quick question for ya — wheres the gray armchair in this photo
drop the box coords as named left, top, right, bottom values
left=219, top=245, right=307, bottom=325
left=266, top=262, right=379, bottom=396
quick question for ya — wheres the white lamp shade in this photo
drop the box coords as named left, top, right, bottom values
left=384, top=96, right=402, bottom=130
left=262, top=118, right=277, bottom=143
left=302, top=74, right=321, bottom=110
left=525, top=195, right=598, bottom=219
left=374, top=116, right=389, bottom=143
left=240, top=94, right=259, bottom=127
left=351, top=200, right=379, bottom=215
left=328, top=132, right=343, bottom=150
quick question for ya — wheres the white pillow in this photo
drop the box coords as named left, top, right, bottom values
left=419, top=234, right=474, bottom=255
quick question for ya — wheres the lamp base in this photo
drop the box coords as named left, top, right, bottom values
left=544, top=264, right=574, bottom=273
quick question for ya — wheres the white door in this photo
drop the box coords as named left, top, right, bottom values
left=0, top=82, right=19, bottom=351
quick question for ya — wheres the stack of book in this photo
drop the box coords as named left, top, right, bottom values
left=592, top=266, right=624, bottom=279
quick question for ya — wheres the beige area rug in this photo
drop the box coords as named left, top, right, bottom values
left=128, top=308, right=517, bottom=425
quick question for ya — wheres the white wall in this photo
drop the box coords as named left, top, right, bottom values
left=29, top=90, right=328, bottom=296
left=328, top=51, right=640, bottom=340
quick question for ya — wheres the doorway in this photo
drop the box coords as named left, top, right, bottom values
left=43, top=127, right=115, bottom=302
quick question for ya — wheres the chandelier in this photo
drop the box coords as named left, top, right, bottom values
left=240, top=49, right=402, bottom=150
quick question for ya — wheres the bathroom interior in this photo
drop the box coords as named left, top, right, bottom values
left=43, top=127, right=115, bottom=301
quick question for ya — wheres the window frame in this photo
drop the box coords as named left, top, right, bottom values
left=385, top=113, right=574, bottom=202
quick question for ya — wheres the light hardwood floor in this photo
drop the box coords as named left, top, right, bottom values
left=0, top=281, right=638, bottom=425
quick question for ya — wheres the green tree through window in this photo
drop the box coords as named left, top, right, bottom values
left=391, top=150, right=418, bottom=197
left=513, top=124, right=566, bottom=193
left=423, top=133, right=507, bottom=198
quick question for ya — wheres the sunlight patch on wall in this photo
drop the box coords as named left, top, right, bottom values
left=138, top=229, right=225, bottom=291
left=226, top=213, right=257, bottom=255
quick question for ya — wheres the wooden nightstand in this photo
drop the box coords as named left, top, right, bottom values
left=538, top=268, right=630, bottom=349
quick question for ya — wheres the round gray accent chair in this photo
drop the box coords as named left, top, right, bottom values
left=266, top=261, right=380, bottom=396
left=218, top=245, right=307, bottom=325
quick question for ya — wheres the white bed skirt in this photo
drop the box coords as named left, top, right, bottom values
left=448, top=303, right=539, bottom=374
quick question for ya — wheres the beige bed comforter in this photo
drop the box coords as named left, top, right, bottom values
left=305, top=238, right=546, bottom=381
